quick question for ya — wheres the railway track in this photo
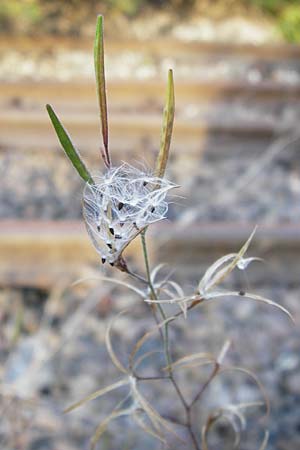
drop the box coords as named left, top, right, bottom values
left=0, top=220, right=299, bottom=288
left=0, top=110, right=278, bottom=157
left=1, top=39, right=300, bottom=290
left=1, top=38, right=299, bottom=155
left=2, top=36, right=300, bottom=59
left=0, top=79, right=297, bottom=156
left=2, top=79, right=300, bottom=107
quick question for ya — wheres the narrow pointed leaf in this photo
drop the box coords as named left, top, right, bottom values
left=91, top=407, right=132, bottom=450
left=72, top=276, right=145, bottom=298
left=199, top=228, right=257, bottom=294
left=215, top=227, right=257, bottom=285
left=202, top=410, right=242, bottom=450
left=46, top=104, right=93, bottom=184
left=133, top=350, right=164, bottom=370
left=220, top=366, right=270, bottom=419
left=259, top=431, right=269, bottom=450
left=204, top=290, right=294, bottom=324
left=163, top=351, right=215, bottom=372
left=94, top=15, right=110, bottom=167
left=217, top=339, right=232, bottom=364
left=106, top=311, right=128, bottom=374
left=133, top=411, right=166, bottom=443
left=131, top=383, right=184, bottom=443
left=155, top=69, right=174, bottom=178
left=150, top=263, right=168, bottom=284
left=129, top=316, right=173, bottom=368
left=64, top=378, right=128, bottom=413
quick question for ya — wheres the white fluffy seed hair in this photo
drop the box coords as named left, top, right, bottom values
left=82, top=163, right=175, bottom=264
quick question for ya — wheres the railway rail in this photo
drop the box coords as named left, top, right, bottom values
left=0, top=220, right=299, bottom=288
left=2, top=36, right=300, bottom=59
left=2, top=79, right=300, bottom=107
left=1, top=40, right=300, bottom=290
left=0, top=110, right=279, bottom=156
left=1, top=38, right=299, bottom=154
left=0, top=80, right=296, bottom=155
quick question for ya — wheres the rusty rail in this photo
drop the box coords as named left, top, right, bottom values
left=1, top=220, right=299, bottom=288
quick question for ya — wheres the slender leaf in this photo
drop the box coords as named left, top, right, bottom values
left=202, top=409, right=243, bottom=450
left=220, top=366, right=270, bottom=419
left=204, top=290, right=294, bottom=324
left=129, top=316, right=173, bottom=368
left=217, top=339, right=232, bottom=364
left=91, top=407, right=132, bottom=450
left=94, top=15, right=110, bottom=167
left=64, top=378, right=128, bottom=413
left=106, top=311, right=128, bottom=374
left=133, top=349, right=164, bottom=370
left=131, top=382, right=161, bottom=433
left=199, top=228, right=257, bottom=294
left=131, top=383, right=184, bottom=443
left=133, top=411, right=166, bottom=443
left=72, top=276, right=145, bottom=298
left=155, top=69, right=175, bottom=179
left=46, top=104, right=93, bottom=184
left=163, top=351, right=215, bottom=372
left=259, top=431, right=269, bottom=450
left=150, top=263, right=168, bottom=284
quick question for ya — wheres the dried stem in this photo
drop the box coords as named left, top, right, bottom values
left=140, top=229, right=172, bottom=366
left=124, top=267, right=148, bottom=285
left=190, top=363, right=220, bottom=408
left=140, top=229, right=201, bottom=450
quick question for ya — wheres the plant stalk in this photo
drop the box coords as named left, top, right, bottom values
left=140, top=229, right=200, bottom=450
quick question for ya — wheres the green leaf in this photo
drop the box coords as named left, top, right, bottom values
left=46, top=104, right=94, bottom=184
left=155, top=69, right=175, bottom=179
left=94, top=15, right=110, bottom=167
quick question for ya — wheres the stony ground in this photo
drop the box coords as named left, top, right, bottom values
left=1, top=19, right=300, bottom=449
left=1, top=137, right=300, bottom=225
left=1, top=35, right=300, bottom=224
left=0, top=258, right=299, bottom=450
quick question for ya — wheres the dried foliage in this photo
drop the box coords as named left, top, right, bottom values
left=46, top=15, right=294, bottom=450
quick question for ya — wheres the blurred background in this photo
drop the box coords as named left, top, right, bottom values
left=0, top=1, right=300, bottom=449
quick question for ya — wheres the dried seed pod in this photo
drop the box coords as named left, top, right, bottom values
left=82, top=163, right=174, bottom=264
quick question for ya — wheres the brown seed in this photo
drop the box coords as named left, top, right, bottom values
left=118, top=202, right=124, bottom=210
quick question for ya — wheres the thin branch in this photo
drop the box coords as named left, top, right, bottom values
left=190, top=363, right=220, bottom=408
left=140, top=229, right=200, bottom=450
